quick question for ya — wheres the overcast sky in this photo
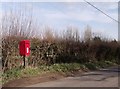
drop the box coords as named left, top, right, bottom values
left=0, top=1, right=118, bottom=40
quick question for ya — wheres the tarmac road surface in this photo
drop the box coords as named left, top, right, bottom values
left=27, top=66, right=119, bottom=87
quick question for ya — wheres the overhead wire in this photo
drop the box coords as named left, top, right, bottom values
left=84, top=0, right=119, bottom=23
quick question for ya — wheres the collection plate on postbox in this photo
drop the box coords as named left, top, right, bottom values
left=19, top=40, right=30, bottom=56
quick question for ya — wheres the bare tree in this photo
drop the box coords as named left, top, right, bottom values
left=84, top=25, right=92, bottom=42
left=43, top=26, right=55, bottom=43
left=63, top=26, right=80, bottom=42
left=1, top=9, right=38, bottom=70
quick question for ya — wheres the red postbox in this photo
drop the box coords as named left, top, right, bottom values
left=19, top=40, right=30, bottom=56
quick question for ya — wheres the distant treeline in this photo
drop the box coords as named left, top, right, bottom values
left=1, top=11, right=120, bottom=71
left=2, top=33, right=120, bottom=71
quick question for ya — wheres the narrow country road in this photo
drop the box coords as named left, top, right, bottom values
left=27, top=66, right=119, bottom=87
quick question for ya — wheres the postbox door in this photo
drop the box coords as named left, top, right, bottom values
left=19, top=41, right=25, bottom=56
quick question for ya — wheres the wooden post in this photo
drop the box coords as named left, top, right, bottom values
left=23, top=55, right=25, bottom=68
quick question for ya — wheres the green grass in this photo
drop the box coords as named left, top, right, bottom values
left=2, top=63, right=86, bottom=84
left=2, top=60, right=117, bottom=84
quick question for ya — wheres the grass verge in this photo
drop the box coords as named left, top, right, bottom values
left=2, top=60, right=117, bottom=84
